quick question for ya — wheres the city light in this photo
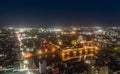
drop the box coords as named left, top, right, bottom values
left=52, top=48, right=55, bottom=52
left=18, top=28, right=26, bottom=33
left=52, top=28, right=62, bottom=32
left=0, top=27, right=119, bottom=74
left=22, top=52, right=32, bottom=59
left=45, top=49, right=48, bottom=52
left=70, top=31, right=76, bottom=34
left=1, top=0, right=120, bottom=73
left=21, top=51, right=25, bottom=55
left=58, top=40, right=62, bottom=45
left=39, top=50, right=42, bottom=54
left=23, top=60, right=29, bottom=64
left=97, top=29, right=103, bottom=32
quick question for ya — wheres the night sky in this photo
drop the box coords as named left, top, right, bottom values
left=0, top=0, right=120, bottom=27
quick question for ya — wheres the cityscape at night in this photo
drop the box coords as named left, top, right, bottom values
left=0, top=0, right=120, bottom=74
left=0, top=27, right=120, bottom=74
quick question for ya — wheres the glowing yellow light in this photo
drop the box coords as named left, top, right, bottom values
left=95, top=47, right=99, bottom=50
left=74, top=51, right=76, bottom=54
left=73, top=51, right=77, bottom=56
left=52, top=48, right=55, bottom=52
left=90, top=54, right=94, bottom=56
left=23, top=52, right=32, bottom=59
left=71, top=40, right=76, bottom=45
left=62, top=53, right=65, bottom=59
left=45, top=49, right=48, bottom=52
left=90, top=49, right=94, bottom=51
left=85, top=50, right=88, bottom=54
left=39, top=50, right=42, bottom=54
left=62, top=53, right=65, bottom=56
left=70, top=31, right=76, bottom=34
left=58, top=39, right=62, bottom=45
left=79, top=51, right=82, bottom=55
left=61, top=32, right=64, bottom=34
left=67, top=52, right=70, bottom=55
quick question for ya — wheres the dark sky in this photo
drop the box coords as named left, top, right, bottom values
left=0, top=0, right=120, bottom=27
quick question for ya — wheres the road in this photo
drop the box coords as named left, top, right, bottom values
left=0, top=70, right=40, bottom=74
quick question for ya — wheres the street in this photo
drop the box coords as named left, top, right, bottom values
left=0, top=70, right=40, bottom=74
